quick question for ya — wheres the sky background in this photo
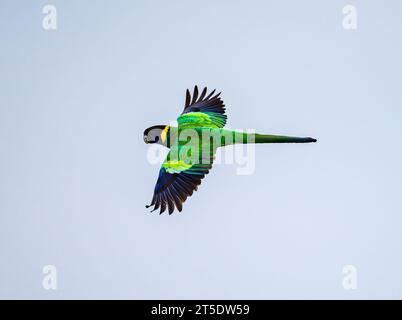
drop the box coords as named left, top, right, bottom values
left=1, top=0, right=402, bottom=299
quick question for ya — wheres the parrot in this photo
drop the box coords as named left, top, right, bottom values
left=143, top=86, right=317, bottom=215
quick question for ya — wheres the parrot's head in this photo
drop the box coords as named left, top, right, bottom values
left=143, top=125, right=167, bottom=144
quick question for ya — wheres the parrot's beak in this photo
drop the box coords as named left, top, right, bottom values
left=143, top=135, right=148, bottom=144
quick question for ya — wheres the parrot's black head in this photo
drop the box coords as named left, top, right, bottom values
left=143, top=125, right=167, bottom=144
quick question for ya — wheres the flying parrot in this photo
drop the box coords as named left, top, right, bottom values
left=143, top=86, right=317, bottom=214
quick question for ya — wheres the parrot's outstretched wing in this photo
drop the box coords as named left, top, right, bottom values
left=177, top=86, right=227, bottom=129
left=146, top=146, right=214, bottom=215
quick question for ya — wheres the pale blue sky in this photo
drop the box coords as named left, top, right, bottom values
left=1, top=0, right=402, bottom=299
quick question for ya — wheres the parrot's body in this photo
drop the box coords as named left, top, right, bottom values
left=143, top=86, right=316, bottom=214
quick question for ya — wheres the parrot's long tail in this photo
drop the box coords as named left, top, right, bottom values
left=253, top=134, right=317, bottom=144
left=218, top=130, right=317, bottom=146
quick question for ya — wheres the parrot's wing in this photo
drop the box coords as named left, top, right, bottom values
left=177, top=86, right=227, bottom=129
left=146, top=146, right=214, bottom=215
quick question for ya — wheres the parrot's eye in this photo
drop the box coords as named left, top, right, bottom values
left=143, top=135, right=159, bottom=144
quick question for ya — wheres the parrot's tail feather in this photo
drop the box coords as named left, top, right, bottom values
left=254, top=134, right=317, bottom=144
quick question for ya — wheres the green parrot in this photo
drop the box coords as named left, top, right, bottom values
left=144, top=86, right=317, bottom=214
